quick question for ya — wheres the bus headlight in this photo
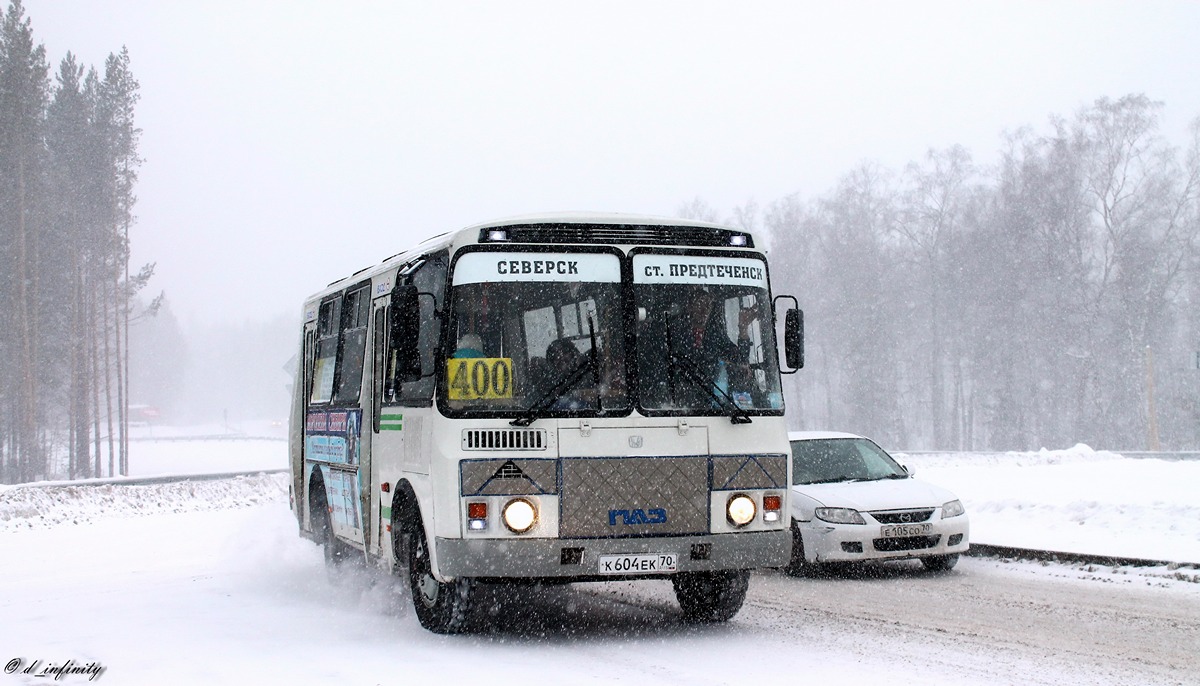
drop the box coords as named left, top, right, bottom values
left=726, top=494, right=756, bottom=527
left=502, top=498, right=537, bottom=533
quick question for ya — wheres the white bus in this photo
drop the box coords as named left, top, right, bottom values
left=289, top=213, right=804, bottom=633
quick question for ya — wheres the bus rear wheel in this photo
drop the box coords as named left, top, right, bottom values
left=672, top=570, right=749, bottom=622
left=407, top=522, right=474, bottom=634
left=310, top=480, right=353, bottom=569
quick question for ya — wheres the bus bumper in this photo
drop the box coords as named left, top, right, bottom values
left=434, top=530, right=790, bottom=581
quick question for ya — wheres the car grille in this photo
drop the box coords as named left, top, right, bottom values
left=871, top=509, right=934, bottom=524
left=873, top=535, right=942, bottom=552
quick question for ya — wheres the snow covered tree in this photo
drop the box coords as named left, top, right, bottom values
left=895, top=145, right=981, bottom=449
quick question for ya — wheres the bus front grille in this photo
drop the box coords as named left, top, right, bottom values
left=559, top=456, right=710, bottom=538
left=462, top=428, right=547, bottom=451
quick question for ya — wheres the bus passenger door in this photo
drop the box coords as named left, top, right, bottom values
left=305, top=285, right=371, bottom=554
left=371, top=286, right=434, bottom=475
left=371, top=297, right=405, bottom=557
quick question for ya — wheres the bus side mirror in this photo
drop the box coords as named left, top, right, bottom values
left=774, top=295, right=804, bottom=374
left=389, top=284, right=423, bottom=382
left=784, top=308, right=804, bottom=372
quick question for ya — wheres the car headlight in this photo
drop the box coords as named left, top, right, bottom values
left=814, top=507, right=866, bottom=525
left=941, top=499, right=965, bottom=519
left=726, top=494, right=757, bottom=527
left=502, top=498, right=537, bottom=533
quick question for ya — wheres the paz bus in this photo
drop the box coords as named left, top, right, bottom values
left=289, top=213, right=803, bottom=633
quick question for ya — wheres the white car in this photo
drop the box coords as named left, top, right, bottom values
left=786, top=431, right=969, bottom=573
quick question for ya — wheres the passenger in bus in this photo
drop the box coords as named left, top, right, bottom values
left=679, top=289, right=749, bottom=394
left=526, top=355, right=550, bottom=396
left=453, top=333, right=485, bottom=358
left=546, top=338, right=579, bottom=372
left=544, top=338, right=591, bottom=410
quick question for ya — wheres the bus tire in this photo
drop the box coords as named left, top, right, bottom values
left=310, top=475, right=353, bottom=569
left=407, top=520, right=474, bottom=634
left=672, top=569, right=749, bottom=622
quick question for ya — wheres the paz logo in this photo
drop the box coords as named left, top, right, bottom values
left=608, top=508, right=668, bottom=526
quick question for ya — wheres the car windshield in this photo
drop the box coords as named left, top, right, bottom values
left=633, top=253, right=783, bottom=416
left=790, top=437, right=907, bottom=485
left=442, top=250, right=629, bottom=418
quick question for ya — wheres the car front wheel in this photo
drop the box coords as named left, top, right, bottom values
left=783, top=520, right=812, bottom=576
left=921, top=553, right=959, bottom=572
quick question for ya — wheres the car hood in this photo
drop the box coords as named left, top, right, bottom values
left=791, top=477, right=958, bottom=513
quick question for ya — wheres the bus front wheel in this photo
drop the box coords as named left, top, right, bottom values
left=672, top=569, right=749, bottom=622
left=407, top=522, right=474, bottom=634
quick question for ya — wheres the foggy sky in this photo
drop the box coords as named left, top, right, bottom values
left=21, top=1, right=1200, bottom=328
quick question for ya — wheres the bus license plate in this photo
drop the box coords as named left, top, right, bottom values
left=598, top=553, right=678, bottom=575
left=880, top=523, right=932, bottom=538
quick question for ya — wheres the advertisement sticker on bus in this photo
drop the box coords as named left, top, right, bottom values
left=305, top=409, right=362, bottom=465
left=320, top=464, right=362, bottom=535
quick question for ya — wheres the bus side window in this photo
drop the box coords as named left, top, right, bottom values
left=303, top=327, right=316, bottom=405
left=310, top=298, right=340, bottom=404
left=383, top=252, right=447, bottom=406
left=333, top=284, right=371, bottom=405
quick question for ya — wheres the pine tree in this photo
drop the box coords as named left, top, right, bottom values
left=0, top=1, right=148, bottom=483
left=0, top=0, right=50, bottom=482
left=47, top=52, right=95, bottom=477
left=96, top=47, right=141, bottom=476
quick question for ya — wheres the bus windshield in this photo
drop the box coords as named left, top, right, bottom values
left=443, top=250, right=629, bottom=417
left=633, top=253, right=783, bottom=415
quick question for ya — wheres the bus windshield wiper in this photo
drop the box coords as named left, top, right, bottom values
left=509, top=355, right=594, bottom=427
left=510, top=317, right=601, bottom=427
left=665, top=327, right=751, bottom=425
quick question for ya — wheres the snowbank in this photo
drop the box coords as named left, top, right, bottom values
left=898, top=445, right=1200, bottom=563
left=0, top=473, right=288, bottom=532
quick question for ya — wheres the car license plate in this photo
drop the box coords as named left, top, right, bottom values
left=880, top=523, right=932, bottom=538
left=597, top=553, right=678, bottom=574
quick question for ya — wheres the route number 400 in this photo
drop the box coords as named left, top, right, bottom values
left=446, top=357, right=514, bottom=400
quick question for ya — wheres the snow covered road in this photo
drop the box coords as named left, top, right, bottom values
left=2, top=479, right=1198, bottom=686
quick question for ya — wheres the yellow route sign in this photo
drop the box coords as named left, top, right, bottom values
left=447, top=357, right=514, bottom=400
